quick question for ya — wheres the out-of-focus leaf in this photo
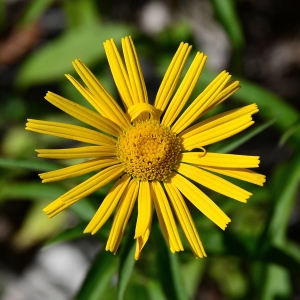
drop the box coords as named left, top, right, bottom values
left=12, top=201, right=65, bottom=249
left=0, top=179, right=96, bottom=221
left=146, top=279, right=168, bottom=300
left=259, top=244, right=300, bottom=274
left=181, top=258, right=207, bottom=299
left=69, top=198, right=97, bottom=222
left=45, top=223, right=87, bottom=246
left=75, top=249, right=118, bottom=300
left=261, top=265, right=291, bottom=300
left=158, top=21, right=192, bottom=47
left=222, top=231, right=254, bottom=257
left=279, top=121, right=300, bottom=146
left=267, top=152, right=300, bottom=244
left=0, top=157, right=59, bottom=172
left=117, top=218, right=136, bottom=300
left=16, top=22, right=133, bottom=87
left=63, top=0, right=99, bottom=28
left=237, top=79, right=300, bottom=142
left=2, top=126, right=40, bottom=158
left=18, top=0, right=54, bottom=26
left=0, top=181, right=65, bottom=201
left=154, top=225, right=189, bottom=300
left=204, top=228, right=300, bottom=273
left=209, top=117, right=277, bottom=153
left=210, top=0, right=244, bottom=50
left=124, top=283, right=150, bottom=300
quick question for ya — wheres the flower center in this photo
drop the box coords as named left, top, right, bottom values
left=116, top=120, right=181, bottom=181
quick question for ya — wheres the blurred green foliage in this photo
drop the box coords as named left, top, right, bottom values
left=1, top=0, right=300, bottom=299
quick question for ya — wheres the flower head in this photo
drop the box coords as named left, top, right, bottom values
left=26, top=36, right=265, bottom=259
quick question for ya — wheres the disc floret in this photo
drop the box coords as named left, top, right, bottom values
left=116, top=120, right=181, bottom=181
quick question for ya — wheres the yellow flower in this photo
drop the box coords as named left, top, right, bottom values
left=26, top=36, right=265, bottom=260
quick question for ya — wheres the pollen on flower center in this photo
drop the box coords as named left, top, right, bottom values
left=116, top=119, right=181, bottom=181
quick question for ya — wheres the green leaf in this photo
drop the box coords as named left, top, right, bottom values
left=18, top=0, right=54, bottom=26
left=123, top=283, right=150, bottom=300
left=117, top=245, right=136, bottom=300
left=260, top=244, right=300, bottom=274
left=207, top=230, right=300, bottom=275
left=63, top=0, right=99, bottom=28
left=13, top=201, right=66, bottom=249
left=0, top=157, right=59, bottom=172
left=236, top=78, right=300, bottom=142
left=261, top=265, right=291, bottom=300
left=0, top=181, right=65, bottom=201
left=146, top=279, right=168, bottom=300
left=279, top=121, right=300, bottom=146
left=16, top=22, right=133, bottom=87
left=181, top=258, right=207, bottom=299
left=267, top=152, right=300, bottom=244
left=210, top=0, right=244, bottom=50
left=75, top=249, right=119, bottom=300
left=154, top=225, right=189, bottom=300
left=208, top=117, right=277, bottom=153
left=45, top=223, right=87, bottom=246
left=70, top=198, right=96, bottom=222
left=117, top=217, right=137, bottom=300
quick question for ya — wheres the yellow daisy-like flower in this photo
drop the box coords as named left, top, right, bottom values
left=26, top=36, right=265, bottom=260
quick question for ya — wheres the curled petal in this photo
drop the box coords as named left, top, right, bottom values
left=128, top=103, right=160, bottom=122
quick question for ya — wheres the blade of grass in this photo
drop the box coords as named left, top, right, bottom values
left=154, top=224, right=189, bottom=300
left=267, top=152, right=300, bottom=245
left=75, top=248, right=118, bottom=300
left=210, top=0, right=244, bottom=48
left=0, top=157, right=59, bottom=171
left=18, top=0, right=54, bottom=26
left=117, top=216, right=137, bottom=300
left=208, top=117, right=277, bottom=153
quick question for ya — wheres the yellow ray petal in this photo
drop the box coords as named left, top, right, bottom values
left=45, top=91, right=121, bottom=137
left=59, top=164, right=124, bottom=203
left=39, top=158, right=119, bottom=183
left=135, top=225, right=152, bottom=260
left=36, top=145, right=116, bottom=159
left=180, top=104, right=258, bottom=139
left=135, top=180, right=152, bottom=238
left=26, top=119, right=116, bottom=146
left=171, top=173, right=231, bottom=230
left=162, top=52, right=207, bottom=127
left=181, top=113, right=256, bottom=150
left=106, top=179, right=139, bottom=254
left=43, top=164, right=124, bottom=216
left=43, top=164, right=125, bottom=218
left=72, top=59, right=130, bottom=128
left=122, top=36, right=148, bottom=104
left=104, top=38, right=134, bottom=110
left=127, top=103, right=160, bottom=122
left=43, top=199, right=66, bottom=217
left=66, top=74, right=116, bottom=118
left=154, top=42, right=192, bottom=113
left=135, top=181, right=153, bottom=260
left=202, top=166, right=266, bottom=186
left=84, top=174, right=131, bottom=234
left=179, top=152, right=260, bottom=168
left=200, top=80, right=240, bottom=117
left=151, top=181, right=183, bottom=253
left=164, top=181, right=206, bottom=258
left=178, top=163, right=252, bottom=202
left=172, top=71, right=231, bottom=133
